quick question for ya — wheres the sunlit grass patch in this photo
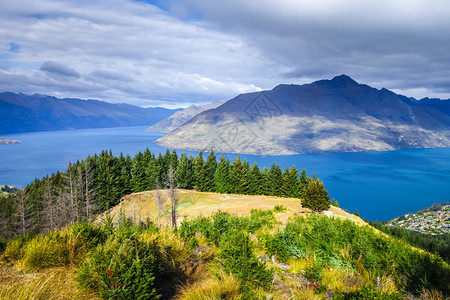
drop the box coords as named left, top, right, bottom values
left=176, top=267, right=241, bottom=300
left=0, top=265, right=100, bottom=300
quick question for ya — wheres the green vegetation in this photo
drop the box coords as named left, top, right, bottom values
left=0, top=149, right=317, bottom=240
left=301, top=179, right=330, bottom=212
left=370, top=221, right=450, bottom=264
left=1, top=210, right=448, bottom=299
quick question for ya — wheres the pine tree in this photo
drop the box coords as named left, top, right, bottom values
left=214, top=155, right=230, bottom=193
left=281, top=166, right=302, bottom=198
left=131, top=152, right=146, bottom=192
left=204, top=151, right=217, bottom=192
left=268, top=163, right=283, bottom=196
left=249, top=163, right=262, bottom=195
left=193, top=152, right=206, bottom=191
left=230, top=156, right=250, bottom=194
left=176, top=153, right=192, bottom=189
left=301, top=179, right=330, bottom=212
left=260, top=168, right=270, bottom=195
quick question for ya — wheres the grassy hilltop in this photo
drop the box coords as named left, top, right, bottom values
left=1, top=190, right=449, bottom=300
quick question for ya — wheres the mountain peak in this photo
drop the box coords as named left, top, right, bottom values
left=330, top=74, right=358, bottom=86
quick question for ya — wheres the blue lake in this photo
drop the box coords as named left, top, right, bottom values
left=1, top=126, right=450, bottom=221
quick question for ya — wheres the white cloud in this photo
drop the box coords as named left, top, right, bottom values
left=0, top=0, right=271, bottom=106
left=1, top=0, right=450, bottom=106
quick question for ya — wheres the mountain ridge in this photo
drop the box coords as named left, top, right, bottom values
left=146, top=99, right=225, bottom=133
left=157, top=75, right=450, bottom=155
left=0, top=92, right=181, bottom=135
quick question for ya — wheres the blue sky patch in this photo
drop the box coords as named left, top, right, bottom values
left=9, top=43, right=20, bottom=53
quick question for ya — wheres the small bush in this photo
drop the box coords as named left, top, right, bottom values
left=273, top=205, right=287, bottom=212
left=1, top=232, right=35, bottom=262
left=333, top=285, right=403, bottom=300
left=19, top=230, right=85, bottom=271
left=77, top=234, right=161, bottom=299
left=218, top=231, right=273, bottom=290
left=71, top=222, right=107, bottom=249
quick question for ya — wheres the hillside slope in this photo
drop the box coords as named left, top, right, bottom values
left=147, top=100, right=225, bottom=133
left=157, top=75, right=450, bottom=155
left=0, top=92, right=180, bottom=134
left=3, top=190, right=449, bottom=299
left=111, top=189, right=365, bottom=226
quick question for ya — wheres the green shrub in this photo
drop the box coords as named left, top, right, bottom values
left=77, top=234, right=161, bottom=299
left=273, top=204, right=287, bottom=212
left=266, top=230, right=305, bottom=262
left=71, top=222, right=107, bottom=249
left=218, top=231, right=273, bottom=290
left=20, top=234, right=69, bottom=271
left=1, top=232, right=35, bottom=262
left=333, top=285, right=403, bottom=300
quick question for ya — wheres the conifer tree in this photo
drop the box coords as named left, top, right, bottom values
left=214, top=155, right=230, bottom=193
left=193, top=152, right=206, bottom=191
left=268, top=163, right=283, bottom=196
left=144, top=151, right=157, bottom=190
left=131, top=152, right=146, bottom=192
left=175, top=153, right=192, bottom=189
left=301, top=179, right=330, bottom=212
left=204, top=150, right=217, bottom=192
left=249, top=163, right=262, bottom=195
left=230, top=156, right=250, bottom=194
left=260, top=167, right=270, bottom=196
left=281, top=166, right=302, bottom=198
left=156, top=153, right=165, bottom=187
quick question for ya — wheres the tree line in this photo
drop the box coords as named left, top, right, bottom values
left=0, top=149, right=323, bottom=240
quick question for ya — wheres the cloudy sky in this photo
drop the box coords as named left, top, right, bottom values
left=1, top=0, right=450, bottom=108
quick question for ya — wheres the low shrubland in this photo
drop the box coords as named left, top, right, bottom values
left=1, top=209, right=449, bottom=299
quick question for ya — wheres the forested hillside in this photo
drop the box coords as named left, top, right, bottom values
left=0, top=149, right=315, bottom=240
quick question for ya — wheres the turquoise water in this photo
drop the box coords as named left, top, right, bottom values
left=1, top=126, right=449, bottom=221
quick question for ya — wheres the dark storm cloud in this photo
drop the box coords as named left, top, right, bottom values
left=40, top=61, right=81, bottom=78
left=171, top=0, right=450, bottom=99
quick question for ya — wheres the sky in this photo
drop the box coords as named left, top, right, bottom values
left=1, top=0, right=450, bottom=108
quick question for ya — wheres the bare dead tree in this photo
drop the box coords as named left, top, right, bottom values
left=154, top=179, right=167, bottom=228
left=84, top=159, right=97, bottom=220
left=14, top=189, right=32, bottom=235
left=43, top=177, right=56, bottom=232
left=66, top=161, right=77, bottom=223
left=166, top=165, right=179, bottom=228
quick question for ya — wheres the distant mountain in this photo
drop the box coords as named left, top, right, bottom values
left=0, top=92, right=181, bottom=135
left=156, top=75, right=450, bottom=155
left=0, top=137, right=22, bottom=144
left=146, top=100, right=225, bottom=133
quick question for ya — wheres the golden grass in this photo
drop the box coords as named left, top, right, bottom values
left=113, top=189, right=366, bottom=227
left=175, top=267, right=242, bottom=300
left=287, top=258, right=311, bottom=274
left=0, top=264, right=100, bottom=300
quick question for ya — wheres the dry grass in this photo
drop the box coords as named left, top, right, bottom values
left=175, top=267, right=242, bottom=300
left=113, top=189, right=366, bottom=227
left=0, top=264, right=100, bottom=300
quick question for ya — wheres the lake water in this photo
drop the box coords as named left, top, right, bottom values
left=1, top=126, right=449, bottom=221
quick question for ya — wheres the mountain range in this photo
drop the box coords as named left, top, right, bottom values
left=0, top=92, right=180, bottom=135
left=146, top=100, right=225, bottom=133
left=156, top=75, right=450, bottom=155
